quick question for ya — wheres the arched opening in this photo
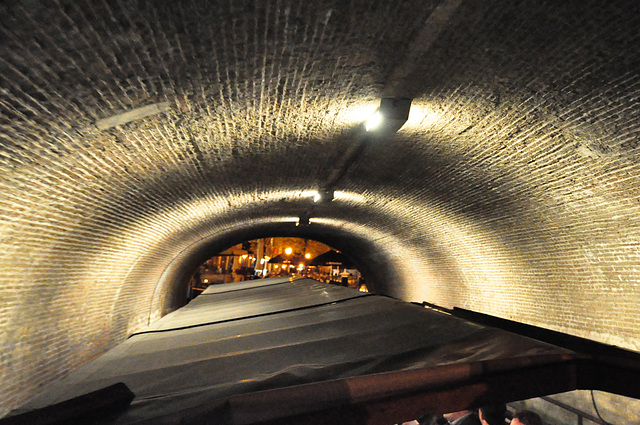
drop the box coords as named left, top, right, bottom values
left=187, top=237, right=368, bottom=300
left=153, top=219, right=398, bottom=322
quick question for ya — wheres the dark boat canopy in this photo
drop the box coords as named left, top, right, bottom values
left=9, top=277, right=640, bottom=425
left=308, top=250, right=354, bottom=268
left=267, top=254, right=304, bottom=265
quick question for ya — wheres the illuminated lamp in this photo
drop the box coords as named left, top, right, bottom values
left=365, top=97, right=412, bottom=134
left=313, top=189, right=334, bottom=203
left=284, top=247, right=293, bottom=255
left=364, top=111, right=383, bottom=131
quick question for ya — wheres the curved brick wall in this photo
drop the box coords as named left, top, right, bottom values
left=1, top=0, right=640, bottom=417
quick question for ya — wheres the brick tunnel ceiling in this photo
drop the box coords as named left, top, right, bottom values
left=2, top=0, right=640, bottom=416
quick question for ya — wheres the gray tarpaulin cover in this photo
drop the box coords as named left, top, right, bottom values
left=20, top=277, right=576, bottom=424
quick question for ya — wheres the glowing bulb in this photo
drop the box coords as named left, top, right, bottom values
left=365, top=111, right=383, bottom=131
left=305, top=253, right=311, bottom=259
left=285, top=247, right=293, bottom=255
left=313, top=190, right=334, bottom=203
left=203, top=279, right=209, bottom=283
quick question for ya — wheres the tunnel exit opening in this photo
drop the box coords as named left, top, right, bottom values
left=187, top=237, right=368, bottom=300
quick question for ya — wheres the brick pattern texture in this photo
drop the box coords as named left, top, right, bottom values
left=1, top=0, right=640, bottom=417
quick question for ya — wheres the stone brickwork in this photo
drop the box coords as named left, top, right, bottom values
left=512, top=390, right=640, bottom=425
left=1, top=0, right=640, bottom=418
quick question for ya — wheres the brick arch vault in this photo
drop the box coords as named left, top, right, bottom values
left=1, top=0, right=640, bottom=418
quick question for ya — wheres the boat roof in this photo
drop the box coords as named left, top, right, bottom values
left=14, top=277, right=634, bottom=425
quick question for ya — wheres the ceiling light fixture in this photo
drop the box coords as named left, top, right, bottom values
left=313, top=189, right=334, bottom=203
left=95, top=102, right=170, bottom=130
left=364, top=111, right=384, bottom=132
left=296, top=214, right=311, bottom=227
left=364, top=97, right=412, bottom=134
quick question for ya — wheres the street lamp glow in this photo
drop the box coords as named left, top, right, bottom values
left=284, top=247, right=293, bottom=255
left=305, top=253, right=311, bottom=259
